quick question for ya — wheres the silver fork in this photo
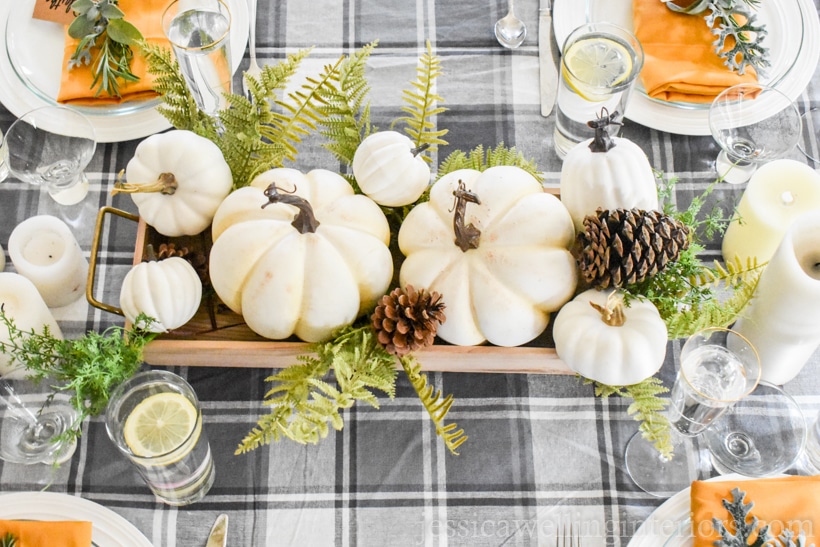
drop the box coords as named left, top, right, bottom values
left=556, top=522, right=580, bottom=547
left=242, top=0, right=262, bottom=99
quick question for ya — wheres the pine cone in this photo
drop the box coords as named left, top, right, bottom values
left=371, top=285, right=446, bottom=356
left=575, top=207, right=690, bottom=289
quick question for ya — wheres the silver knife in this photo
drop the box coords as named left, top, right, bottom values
left=205, top=514, right=228, bottom=547
left=539, top=0, right=559, bottom=117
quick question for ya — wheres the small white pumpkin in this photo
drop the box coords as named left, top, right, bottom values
left=118, top=130, right=233, bottom=237
left=209, top=168, right=393, bottom=342
left=559, top=111, right=658, bottom=233
left=553, top=289, right=667, bottom=385
left=399, top=166, right=578, bottom=347
left=352, top=131, right=431, bottom=207
left=120, top=256, right=202, bottom=333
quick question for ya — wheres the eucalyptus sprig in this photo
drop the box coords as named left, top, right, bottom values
left=68, top=0, right=144, bottom=98
left=0, top=307, right=155, bottom=442
left=704, top=0, right=769, bottom=75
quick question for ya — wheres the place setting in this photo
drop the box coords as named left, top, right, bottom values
left=1, top=0, right=820, bottom=544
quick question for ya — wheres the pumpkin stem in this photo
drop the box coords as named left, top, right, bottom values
left=451, top=180, right=481, bottom=252
left=411, top=143, right=431, bottom=157
left=589, top=291, right=626, bottom=327
left=587, top=108, right=622, bottom=153
left=112, top=172, right=178, bottom=196
left=262, top=183, right=320, bottom=234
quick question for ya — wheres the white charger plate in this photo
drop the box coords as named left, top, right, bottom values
left=552, top=0, right=820, bottom=135
left=0, top=491, right=151, bottom=547
left=0, top=0, right=249, bottom=143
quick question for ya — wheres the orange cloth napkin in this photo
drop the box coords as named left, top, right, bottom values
left=57, top=0, right=173, bottom=106
left=632, top=0, right=757, bottom=103
left=0, top=519, right=92, bottom=547
left=690, top=476, right=820, bottom=546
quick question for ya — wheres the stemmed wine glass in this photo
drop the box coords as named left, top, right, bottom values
left=624, top=327, right=761, bottom=497
left=709, top=83, right=802, bottom=184
left=0, top=375, right=77, bottom=465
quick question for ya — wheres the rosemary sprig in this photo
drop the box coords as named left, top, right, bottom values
left=0, top=533, right=16, bottom=547
left=0, top=306, right=155, bottom=443
left=68, top=0, right=144, bottom=98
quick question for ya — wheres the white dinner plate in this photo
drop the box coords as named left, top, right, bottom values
left=0, top=491, right=151, bottom=547
left=0, top=0, right=249, bottom=143
left=552, top=0, right=820, bottom=135
left=627, top=474, right=770, bottom=546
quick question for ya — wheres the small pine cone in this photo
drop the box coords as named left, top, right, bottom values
left=371, top=285, right=446, bottom=356
left=575, top=207, right=690, bottom=289
left=154, top=242, right=190, bottom=260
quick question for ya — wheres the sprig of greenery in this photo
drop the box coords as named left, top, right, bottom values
left=0, top=307, right=155, bottom=443
left=437, top=143, right=543, bottom=183
left=705, top=0, right=769, bottom=75
left=587, top=377, right=672, bottom=459
left=236, top=325, right=398, bottom=452
left=393, top=40, right=449, bottom=161
left=0, top=533, right=16, bottom=547
left=68, top=0, right=143, bottom=98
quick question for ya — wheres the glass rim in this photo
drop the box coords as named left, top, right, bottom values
left=679, top=327, right=762, bottom=403
left=162, top=0, right=233, bottom=52
left=6, top=104, right=97, bottom=142
left=560, top=21, right=645, bottom=89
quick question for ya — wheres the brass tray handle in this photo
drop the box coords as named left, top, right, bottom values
left=86, top=206, right=140, bottom=316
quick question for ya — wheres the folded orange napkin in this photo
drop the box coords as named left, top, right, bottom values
left=632, top=0, right=757, bottom=103
left=691, top=476, right=820, bottom=546
left=0, top=519, right=92, bottom=547
left=57, top=0, right=172, bottom=106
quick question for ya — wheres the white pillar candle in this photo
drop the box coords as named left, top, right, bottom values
left=7, top=215, right=88, bottom=308
left=0, top=272, right=63, bottom=378
left=722, top=159, right=820, bottom=265
left=733, top=210, right=820, bottom=385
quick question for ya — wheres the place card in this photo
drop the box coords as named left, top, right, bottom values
left=32, top=0, right=76, bottom=26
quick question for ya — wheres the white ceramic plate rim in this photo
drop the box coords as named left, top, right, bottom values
left=0, top=0, right=249, bottom=143
left=552, top=0, right=820, bottom=135
left=626, top=473, right=782, bottom=547
left=0, top=491, right=151, bottom=547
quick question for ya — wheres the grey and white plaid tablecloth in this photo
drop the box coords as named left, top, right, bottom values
left=2, top=0, right=820, bottom=545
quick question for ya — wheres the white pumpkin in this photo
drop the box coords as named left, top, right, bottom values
left=120, top=130, right=233, bottom=237
left=398, top=166, right=578, bottom=347
left=553, top=289, right=667, bottom=385
left=559, top=112, right=658, bottom=233
left=351, top=131, right=431, bottom=207
left=120, top=257, right=202, bottom=333
left=209, top=168, right=393, bottom=342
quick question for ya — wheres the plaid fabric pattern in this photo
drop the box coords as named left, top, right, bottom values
left=2, top=0, right=820, bottom=545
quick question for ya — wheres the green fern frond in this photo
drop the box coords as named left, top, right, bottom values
left=586, top=376, right=672, bottom=459
left=437, top=143, right=542, bottom=182
left=393, top=40, right=449, bottom=160
left=400, top=355, right=467, bottom=455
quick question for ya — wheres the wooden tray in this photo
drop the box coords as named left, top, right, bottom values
left=88, top=201, right=573, bottom=374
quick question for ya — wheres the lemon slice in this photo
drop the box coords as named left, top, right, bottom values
left=563, top=35, right=634, bottom=101
left=124, top=392, right=199, bottom=460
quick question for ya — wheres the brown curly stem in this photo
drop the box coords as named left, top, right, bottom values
left=452, top=180, right=481, bottom=252
left=411, top=143, right=431, bottom=157
left=589, top=291, right=626, bottom=327
left=587, top=108, right=623, bottom=153
left=262, top=184, right=320, bottom=234
left=112, top=172, right=178, bottom=195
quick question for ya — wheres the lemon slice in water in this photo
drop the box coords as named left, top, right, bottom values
left=124, top=392, right=198, bottom=460
left=563, top=35, right=633, bottom=101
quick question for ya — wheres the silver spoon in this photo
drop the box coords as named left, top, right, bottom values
left=494, top=0, right=527, bottom=49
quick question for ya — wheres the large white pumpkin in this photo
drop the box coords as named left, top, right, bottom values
left=209, top=168, right=393, bottom=342
left=398, top=166, right=578, bottom=347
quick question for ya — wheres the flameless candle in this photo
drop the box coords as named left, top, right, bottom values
left=733, top=210, right=820, bottom=385
left=722, top=159, right=820, bottom=265
left=7, top=215, right=88, bottom=308
left=0, top=272, right=63, bottom=378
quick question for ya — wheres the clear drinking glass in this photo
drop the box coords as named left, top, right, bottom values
left=4, top=106, right=96, bottom=205
left=105, top=370, right=214, bottom=506
left=709, top=83, right=802, bottom=184
left=0, top=127, right=9, bottom=183
left=553, top=22, right=644, bottom=159
left=625, top=328, right=761, bottom=497
left=162, top=0, right=233, bottom=116
left=0, top=376, right=77, bottom=465
left=704, top=382, right=806, bottom=477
